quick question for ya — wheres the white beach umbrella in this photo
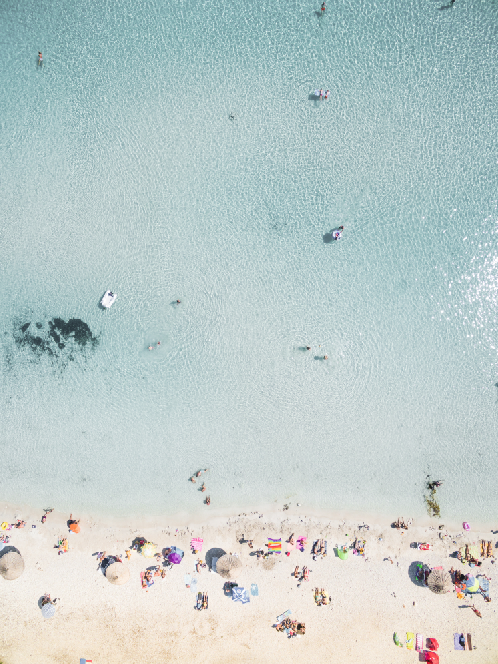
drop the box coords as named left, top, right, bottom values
left=106, top=561, right=130, bottom=585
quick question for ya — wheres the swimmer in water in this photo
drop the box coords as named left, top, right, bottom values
left=324, top=90, right=329, bottom=100
left=319, top=89, right=323, bottom=100
left=38, top=52, right=43, bottom=65
left=321, top=2, right=326, bottom=12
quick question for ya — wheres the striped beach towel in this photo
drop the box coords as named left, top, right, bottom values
left=191, top=537, right=203, bottom=552
left=268, top=538, right=282, bottom=554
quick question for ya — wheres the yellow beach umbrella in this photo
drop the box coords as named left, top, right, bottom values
left=141, top=542, right=157, bottom=558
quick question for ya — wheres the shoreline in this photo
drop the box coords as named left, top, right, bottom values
left=1, top=496, right=496, bottom=534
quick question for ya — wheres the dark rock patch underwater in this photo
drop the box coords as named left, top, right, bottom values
left=14, top=318, right=99, bottom=361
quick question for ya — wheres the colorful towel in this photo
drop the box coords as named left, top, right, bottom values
left=406, top=632, right=415, bottom=650
left=191, top=537, right=203, bottom=552
left=416, top=633, right=423, bottom=651
left=268, top=538, right=282, bottom=554
left=296, top=537, right=307, bottom=552
left=393, top=632, right=403, bottom=647
left=454, top=633, right=465, bottom=650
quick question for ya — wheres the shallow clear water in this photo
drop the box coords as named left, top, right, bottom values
left=1, top=0, right=498, bottom=522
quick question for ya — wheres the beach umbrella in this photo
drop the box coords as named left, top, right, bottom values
left=0, top=551, right=24, bottom=580
left=41, top=602, right=56, bottom=619
left=217, top=554, right=242, bottom=579
left=168, top=552, right=182, bottom=565
left=105, top=561, right=130, bottom=585
left=141, top=542, right=157, bottom=558
left=424, top=651, right=439, bottom=664
left=427, top=569, right=452, bottom=594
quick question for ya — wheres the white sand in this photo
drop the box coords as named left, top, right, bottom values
left=0, top=504, right=497, bottom=663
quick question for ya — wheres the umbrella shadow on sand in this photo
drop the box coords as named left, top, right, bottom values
left=408, top=561, right=427, bottom=586
left=205, top=547, right=226, bottom=571
left=0, top=545, right=20, bottom=559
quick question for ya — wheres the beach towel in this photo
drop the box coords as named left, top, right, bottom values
left=190, top=578, right=198, bottom=593
left=416, top=634, right=423, bottom=651
left=406, top=632, right=414, bottom=650
left=251, top=583, right=259, bottom=596
left=191, top=537, right=203, bottom=552
left=467, top=634, right=472, bottom=650
left=140, top=572, right=154, bottom=589
left=454, top=633, right=465, bottom=650
left=479, top=576, right=490, bottom=593
left=232, top=587, right=249, bottom=603
left=268, top=538, right=282, bottom=554
left=393, top=632, right=403, bottom=647
left=296, top=537, right=307, bottom=552
left=468, top=544, right=479, bottom=560
left=276, top=610, right=291, bottom=623
left=184, top=574, right=191, bottom=587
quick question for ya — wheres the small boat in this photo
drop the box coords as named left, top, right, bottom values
left=101, top=291, right=117, bottom=308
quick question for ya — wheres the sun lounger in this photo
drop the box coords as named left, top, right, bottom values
left=406, top=632, right=415, bottom=650
left=416, top=634, right=423, bottom=651
left=454, top=633, right=465, bottom=650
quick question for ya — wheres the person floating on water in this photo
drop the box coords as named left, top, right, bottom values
left=319, top=89, right=323, bottom=100
left=38, top=52, right=43, bottom=65
left=321, top=2, right=326, bottom=12
left=324, top=90, right=329, bottom=100
left=332, top=225, right=344, bottom=240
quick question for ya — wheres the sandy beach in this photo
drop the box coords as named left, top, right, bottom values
left=0, top=503, right=496, bottom=663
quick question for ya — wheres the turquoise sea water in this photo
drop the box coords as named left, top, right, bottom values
left=1, top=0, right=498, bottom=523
